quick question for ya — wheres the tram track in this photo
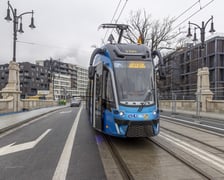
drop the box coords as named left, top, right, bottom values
left=97, top=131, right=215, bottom=179
left=161, top=125, right=224, bottom=154
left=148, top=137, right=213, bottom=179
left=153, top=117, right=224, bottom=178
left=160, top=117, right=224, bottom=154
left=148, top=138, right=219, bottom=180
left=103, top=135, right=134, bottom=180
left=161, top=115, right=224, bottom=134
left=96, top=116, right=224, bottom=179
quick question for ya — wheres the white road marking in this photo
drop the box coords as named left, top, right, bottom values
left=160, top=132, right=224, bottom=172
left=0, top=129, right=52, bottom=156
left=52, top=105, right=83, bottom=180
left=60, top=110, right=72, bottom=114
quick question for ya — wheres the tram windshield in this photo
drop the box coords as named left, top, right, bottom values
left=113, top=61, right=155, bottom=105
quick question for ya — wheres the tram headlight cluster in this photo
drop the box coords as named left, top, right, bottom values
left=113, top=110, right=125, bottom=117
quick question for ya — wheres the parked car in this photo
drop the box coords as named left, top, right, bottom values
left=70, top=99, right=81, bottom=107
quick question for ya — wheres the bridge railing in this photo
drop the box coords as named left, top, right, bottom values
left=159, top=88, right=224, bottom=114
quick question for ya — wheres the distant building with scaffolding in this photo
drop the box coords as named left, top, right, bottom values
left=160, top=35, right=224, bottom=100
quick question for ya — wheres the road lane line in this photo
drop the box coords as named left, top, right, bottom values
left=52, top=105, right=83, bottom=180
left=60, top=110, right=72, bottom=114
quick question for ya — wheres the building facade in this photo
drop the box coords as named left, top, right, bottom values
left=0, top=62, right=49, bottom=98
left=53, top=73, right=71, bottom=100
left=160, top=35, right=224, bottom=100
left=0, top=59, right=88, bottom=99
left=76, top=65, right=89, bottom=97
left=37, top=59, right=88, bottom=99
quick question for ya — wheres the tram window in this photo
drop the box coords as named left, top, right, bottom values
left=103, top=70, right=114, bottom=102
left=96, top=75, right=102, bottom=97
left=106, top=73, right=114, bottom=101
left=102, top=71, right=107, bottom=100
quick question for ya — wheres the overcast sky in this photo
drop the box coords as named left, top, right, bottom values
left=0, top=0, right=222, bottom=67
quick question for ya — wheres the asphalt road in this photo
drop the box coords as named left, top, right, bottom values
left=0, top=106, right=106, bottom=180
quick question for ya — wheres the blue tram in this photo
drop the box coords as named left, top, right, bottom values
left=86, top=24, right=165, bottom=137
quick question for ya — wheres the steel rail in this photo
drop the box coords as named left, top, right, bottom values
left=103, top=135, right=134, bottom=180
left=161, top=125, right=224, bottom=154
left=148, top=137, right=213, bottom=179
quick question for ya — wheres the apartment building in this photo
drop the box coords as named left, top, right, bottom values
left=37, top=59, right=88, bottom=98
left=0, top=59, right=88, bottom=99
left=0, top=62, right=49, bottom=98
left=76, top=65, right=89, bottom=97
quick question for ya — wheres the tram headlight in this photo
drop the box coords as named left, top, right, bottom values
left=153, top=110, right=157, bottom=115
left=119, top=111, right=125, bottom=116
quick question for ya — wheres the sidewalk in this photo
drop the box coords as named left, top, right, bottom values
left=0, top=106, right=67, bottom=134
left=161, top=108, right=224, bottom=121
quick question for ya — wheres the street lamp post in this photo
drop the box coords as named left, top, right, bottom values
left=4, top=1, right=36, bottom=62
left=186, top=16, right=215, bottom=120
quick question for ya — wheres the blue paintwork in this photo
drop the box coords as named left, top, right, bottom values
left=93, top=50, right=113, bottom=68
left=102, top=104, right=160, bottom=137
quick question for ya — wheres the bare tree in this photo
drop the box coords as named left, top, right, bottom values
left=124, top=10, right=151, bottom=44
left=124, top=9, right=183, bottom=52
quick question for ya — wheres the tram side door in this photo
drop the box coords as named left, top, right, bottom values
left=93, top=62, right=103, bottom=130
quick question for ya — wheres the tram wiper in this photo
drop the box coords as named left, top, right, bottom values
left=137, top=90, right=152, bottom=112
left=137, top=102, right=145, bottom=112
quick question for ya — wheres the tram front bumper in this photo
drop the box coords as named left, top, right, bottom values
left=114, top=119, right=159, bottom=137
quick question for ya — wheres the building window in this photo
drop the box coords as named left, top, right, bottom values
left=209, top=55, right=215, bottom=67
left=220, top=69, right=224, bottom=81
left=209, top=69, right=215, bottom=82
left=207, top=40, right=215, bottom=54
left=217, top=39, right=224, bottom=52
left=220, top=55, right=224, bottom=66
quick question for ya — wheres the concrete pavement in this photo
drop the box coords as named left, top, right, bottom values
left=0, top=106, right=67, bottom=134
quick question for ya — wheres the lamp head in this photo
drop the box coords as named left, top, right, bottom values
left=18, top=22, right=24, bottom=33
left=29, top=11, right=36, bottom=29
left=209, top=22, right=215, bottom=33
left=5, top=8, right=12, bottom=21
left=186, top=22, right=192, bottom=37
left=193, top=28, right=198, bottom=42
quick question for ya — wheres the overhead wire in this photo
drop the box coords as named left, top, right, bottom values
left=103, top=0, right=213, bottom=44
left=173, top=0, right=200, bottom=22
left=114, top=0, right=128, bottom=24
left=17, top=40, right=69, bottom=49
left=111, top=0, right=123, bottom=23
left=109, top=0, right=129, bottom=42
left=17, top=0, right=129, bottom=49
left=172, top=0, right=215, bottom=31
left=102, top=0, right=128, bottom=44
left=16, top=1, right=214, bottom=49
left=102, top=0, right=122, bottom=43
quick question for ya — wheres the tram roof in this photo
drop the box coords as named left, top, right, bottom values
left=104, top=43, right=151, bottom=60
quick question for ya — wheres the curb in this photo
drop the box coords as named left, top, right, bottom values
left=0, top=106, right=67, bottom=134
